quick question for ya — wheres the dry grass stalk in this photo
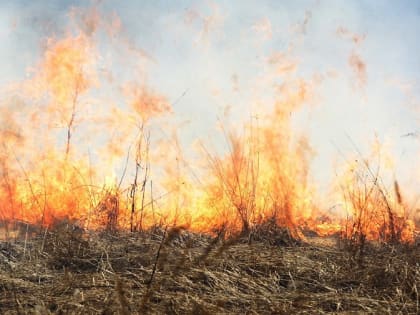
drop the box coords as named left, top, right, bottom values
left=0, top=221, right=418, bottom=314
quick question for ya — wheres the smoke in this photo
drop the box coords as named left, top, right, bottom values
left=252, top=18, right=272, bottom=40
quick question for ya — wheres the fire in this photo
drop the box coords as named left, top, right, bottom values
left=0, top=5, right=418, bottom=242
left=332, top=141, right=416, bottom=243
left=41, top=35, right=96, bottom=106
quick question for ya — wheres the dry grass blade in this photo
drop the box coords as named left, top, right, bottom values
left=0, top=225, right=419, bottom=314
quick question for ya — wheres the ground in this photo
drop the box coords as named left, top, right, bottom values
left=0, top=223, right=419, bottom=314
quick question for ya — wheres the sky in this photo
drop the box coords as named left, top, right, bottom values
left=0, top=0, right=419, bottom=205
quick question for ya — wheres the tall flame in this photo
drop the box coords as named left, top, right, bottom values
left=0, top=5, right=417, bottom=242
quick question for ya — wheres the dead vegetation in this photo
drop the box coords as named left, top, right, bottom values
left=0, top=223, right=419, bottom=314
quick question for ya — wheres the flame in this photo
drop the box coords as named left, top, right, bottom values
left=122, top=82, right=171, bottom=122
left=332, top=141, right=416, bottom=243
left=0, top=5, right=417, bottom=243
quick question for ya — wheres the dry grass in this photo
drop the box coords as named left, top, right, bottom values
left=0, top=223, right=419, bottom=314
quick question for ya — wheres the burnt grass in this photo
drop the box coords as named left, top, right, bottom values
left=0, top=222, right=419, bottom=314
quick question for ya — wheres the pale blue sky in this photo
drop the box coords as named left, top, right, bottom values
left=1, top=0, right=419, bottom=203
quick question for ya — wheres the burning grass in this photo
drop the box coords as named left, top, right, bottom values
left=0, top=4, right=419, bottom=313
left=0, top=223, right=419, bottom=314
left=1, top=2, right=418, bottom=244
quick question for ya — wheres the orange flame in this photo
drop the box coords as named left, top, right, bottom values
left=0, top=6, right=417, bottom=243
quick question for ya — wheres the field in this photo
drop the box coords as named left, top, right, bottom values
left=1, top=223, right=419, bottom=314
left=1, top=2, right=420, bottom=314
